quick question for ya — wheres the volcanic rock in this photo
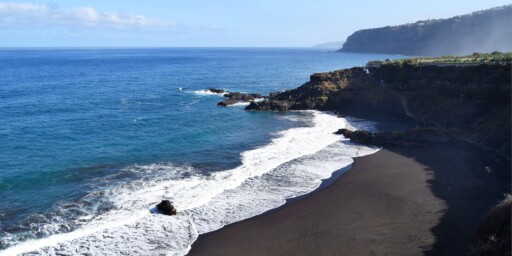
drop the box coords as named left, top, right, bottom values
left=156, top=200, right=177, bottom=216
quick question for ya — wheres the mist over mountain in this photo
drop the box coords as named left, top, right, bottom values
left=339, top=5, right=512, bottom=56
left=312, top=41, right=345, bottom=50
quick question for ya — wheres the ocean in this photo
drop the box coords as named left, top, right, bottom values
left=0, top=48, right=395, bottom=255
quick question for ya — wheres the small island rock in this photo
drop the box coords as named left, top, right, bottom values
left=157, top=200, right=177, bottom=216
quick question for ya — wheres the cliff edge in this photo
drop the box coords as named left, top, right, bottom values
left=247, top=53, right=512, bottom=157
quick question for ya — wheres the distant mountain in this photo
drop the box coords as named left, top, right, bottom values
left=312, top=41, right=345, bottom=50
left=339, top=5, right=512, bottom=56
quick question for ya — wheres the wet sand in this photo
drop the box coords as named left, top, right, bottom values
left=187, top=144, right=506, bottom=255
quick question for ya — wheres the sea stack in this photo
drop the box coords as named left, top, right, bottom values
left=157, top=200, right=177, bottom=216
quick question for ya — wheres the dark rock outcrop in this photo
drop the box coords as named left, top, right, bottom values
left=217, top=92, right=264, bottom=106
left=245, top=58, right=511, bottom=156
left=217, top=99, right=239, bottom=107
left=469, top=195, right=511, bottom=256
left=247, top=68, right=362, bottom=110
left=339, top=5, right=512, bottom=55
left=246, top=100, right=291, bottom=111
left=245, top=67, right=406, bottom=118
left=370, top=62, right=511, bottom=156
left=336, top=128, right=453, bottom=147
left=156, top=200, right=177, bottom=216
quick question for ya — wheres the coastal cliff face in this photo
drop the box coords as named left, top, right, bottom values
left=246, top=68, right=406, bottom=118
left=370, top=62, right=511, bottom=156
left=339, top=5, right=512, bottom=55
left=246, top=62, right=511, bottom=156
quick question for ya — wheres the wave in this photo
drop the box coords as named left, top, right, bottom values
left=0, top=111, right=378, bottom=256
left=224, top=98, right=266, bottom=107
left=227, top=102, right=250, bottom=107
left=191, top=89, right=226, bottom=96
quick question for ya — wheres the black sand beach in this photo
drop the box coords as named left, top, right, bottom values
left=188, top=144, right=508, bottom=255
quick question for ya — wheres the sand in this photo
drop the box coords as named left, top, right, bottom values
left=187, top=144, right=507, bottom=256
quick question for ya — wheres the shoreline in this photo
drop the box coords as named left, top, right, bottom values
left=187, top=142, right=508, bottom=255
left=259, top=163, right=354, bottom=215
left=1, top=111, right=372, bottom=256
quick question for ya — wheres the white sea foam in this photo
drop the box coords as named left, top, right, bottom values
left=227, top=102, right=251, bottom=107
left=1, top=111, right=378, bottom=256
left=192, top=89, right=226, bottom=96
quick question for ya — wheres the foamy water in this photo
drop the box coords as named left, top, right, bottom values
left=227, top=102, right=251, bottom=107
left=1, top=111, right=378, bottom=256
left=192, top=89, right=227, bottom=96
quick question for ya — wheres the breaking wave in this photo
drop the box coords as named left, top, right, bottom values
left=0, top=111, right=378, bottom=256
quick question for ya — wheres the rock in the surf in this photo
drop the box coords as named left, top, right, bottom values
left=217, top=98, right=240, bottom=106
left=217, top=91, right=264, bottom=106
left=157, top=200, right=177, bottom=216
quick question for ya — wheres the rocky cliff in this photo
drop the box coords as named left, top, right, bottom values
left=339, top=5, right=512, bottom=56
left=246, top=59, right=511, bottom=157
left=369, top=62, right=511, bottom=156
left=246, top=67, right=406, bottom=118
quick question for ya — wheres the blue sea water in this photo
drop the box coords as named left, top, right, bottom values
left=0, top=48, right=394, bottom=255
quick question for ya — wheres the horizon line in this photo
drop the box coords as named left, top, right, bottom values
left=0, top=46, right=332, bottom=49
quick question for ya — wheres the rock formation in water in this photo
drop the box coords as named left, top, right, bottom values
left=157, top=200, right=177, bottom=216
left=216, top=90, right=264, bottom=106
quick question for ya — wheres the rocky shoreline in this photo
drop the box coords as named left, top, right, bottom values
left=245, top=62, right=511, bottom=158
left=203, top=88, right=265, bottom=106
left=198, top=57, right=511, bottom=255
left=217, top=92, right=264, bottom=106
left=245, top=67, right=405, bottom=117
left=243, top=59, right=511, bottom=177
left=334, top=128, right=454, bottom=147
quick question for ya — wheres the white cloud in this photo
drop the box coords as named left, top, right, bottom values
left=0, top=2, right=176, bottom=28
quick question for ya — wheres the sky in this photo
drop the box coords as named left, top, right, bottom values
left=0, top=0, right=510, bottom=47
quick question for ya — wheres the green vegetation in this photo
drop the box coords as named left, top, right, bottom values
left=367, top=52, right=512, bottom=67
